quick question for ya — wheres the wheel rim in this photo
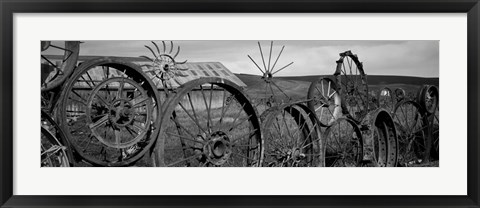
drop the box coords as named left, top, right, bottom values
left=418, top=85, right=439, bottom=114
left=334, top=51, right=369, bottom=123
left=85, top=77, right=153, bottom=149
left=155, top=77, right=262, bottom=167
left=323, top=118, right=363, bottom=167
left=41, top=111, right=70, bottom=167
left=41, top=127, right=69, bottom=167
left=41, top=41, right=80, bottom=91
left=307, top=78, right=342, bottom=127
left=362, top=109, right=398, bottom=167
left=262, top=103, right=322, bottom=167
left=59, top=57, right=161, bottom=166
left=392, top=100, right=429, bottom=166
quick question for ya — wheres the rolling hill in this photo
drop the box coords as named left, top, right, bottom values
left=235, top=73, right=439, bottom=101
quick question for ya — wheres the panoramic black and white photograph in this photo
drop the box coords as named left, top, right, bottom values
left=40, top=40, right=439, bottom=167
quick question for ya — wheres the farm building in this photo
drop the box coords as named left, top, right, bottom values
left=42, top=55, right=247, bottom=89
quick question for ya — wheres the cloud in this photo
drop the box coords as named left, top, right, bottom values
left=44, top=40, right=439, bottom=77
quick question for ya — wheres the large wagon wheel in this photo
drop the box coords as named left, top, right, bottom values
left=41, top=110, right=71, bottom=167
left=41, top=41, right=80, bottom=92
left=334, top=50, right=370, bottom=123
left=323, top=117, right=363, bottom=167
left=154, top=77, right=262, bottom=167
left=262, top=103, right=323, bottom=167
left=392, top=100, right=430, bottom=166
left=307, top=77, right=342, bottom=127
left=58, top=57, right=162, bottom=166
left=377, top=87, right=394, bottom=112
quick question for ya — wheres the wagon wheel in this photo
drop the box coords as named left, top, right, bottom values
left=41, top=41, right=80, bottom=92
left=41, top=110, right=71, bottom=167
left=377, top=87, right=394, bottom=112
left=334, top=51, right=369, bottom=123
left=394, top=88, right=406, bottom=103
left=58, top=57, right=162, bottom=166
left=307, top=77, right=342, bottom=127
left=262, top=103, right=323, bottom=167
left=247, top=41, right=294, bottom=111
left=417, top=85, right=439, bottom=115
left=392, top=100, right=430, bottom=166
left=323, top=117, right=363, bottom=167
left=154, top=77, right=262, bottom=167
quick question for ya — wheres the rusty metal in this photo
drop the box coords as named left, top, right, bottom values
left=307, top=77, right=342, bottom=127
left=261, top=102, right=323, bottom=167
left=323, top=117, right=363, bottom=167
left=140, top=41, right=188, bottom=92
left=153, top=77, right=262, bottom=167
left=85, top=77, right=153, bottom=149
left=417, top=85, right=439, bottom=115
left=41, top=110, right=72, bottom=167
left=417, top=85, right=439, bottom=160
left=41, top=41, right=80, bottom=92
left=361, top=108, right=398, bottom=167
left=392, top=100, right=430, bottom=166
left=57, top=57, right=162, bottom=167
left=394, top=88, right=406, bottom=103
left=334, top=50, right=370, bottom=123
left=247, top=41, right=294, bottom=108
left=428, top=109, right=439, bottom=160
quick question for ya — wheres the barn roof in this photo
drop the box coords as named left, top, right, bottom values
left=42, top=55, right=247, bottom=89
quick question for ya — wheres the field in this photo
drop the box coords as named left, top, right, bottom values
left=236, top=73, right=439, bottom=167
left=236, top=73, right=439, bottom=103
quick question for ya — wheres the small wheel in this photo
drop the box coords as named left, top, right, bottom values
left=140, top=41, right=188, bottom=83
left=41, top=110, right=70, bottom=167
left=58, top=57, right=162, bottom=166
left=394, top=88, right=406, bottom=103
left=392, top=100, right=430, bottom=166
left=154, top=77, right=262, bottom=167
left=334, top=51, right=370, bottom=123
left=262, top=103, right=322, bottom=167
left=323, top=118, right=363, bottom=167
left=377, top=87, right=394, bottom=111
left=307, top=77, right=342, bottom=127
left=41, top=41, right=80, bottom=91
left=417, top=85, right=439, bottom=115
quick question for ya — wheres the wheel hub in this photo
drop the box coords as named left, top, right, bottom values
left=109, top=99, right=134, bottom=127
left=203, top=131, right=232, bottom=166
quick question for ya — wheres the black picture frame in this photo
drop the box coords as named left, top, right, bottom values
left=1, top=0, right=479, bottom=207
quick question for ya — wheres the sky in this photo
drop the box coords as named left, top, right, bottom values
left=47, top=40, right=439, bottom=77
